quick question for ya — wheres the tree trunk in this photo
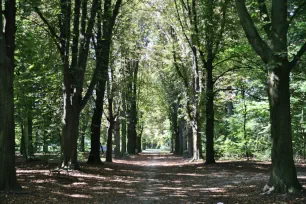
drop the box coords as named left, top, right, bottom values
left=24, top=118, right=29, bottom=160
left=242, top=88, right=248, bottom=159
left=106, top=121, right=114, bottom=162
left=106, top=77, right=114, bottom=162
left=183, top=127, right=187, bottom=156
left=121, top=93, right=127, bottom=155
left=226, top=101, right=234, bottom=116
left=170, top=112, right=174, bottom=153
left=205, top=61, right=215, bottom=164
left=43, top=130, right=48, bottom=153
left=61, top=99, right=81, bottom=169
left=127, top=61, right=138, bottom=154
left=87, top=8, right=110, bottom=163
left=196, top=114, right=202, bottom=159
left=179, top=118, right=186, bottom=155
left=127, top=109, right=137, bottom=154
left=114, top=117, right=121, bottom=158
left=80, top=131, right=85, bottom=153
left=0, top=0, right=20, bottom=190
left=87, top=81, right=106, bottom=164
left=266, top=66, right=301, bottom=192
left=20, top=124, right=24, bottom=155
left=173, top=102, right=180, bottom=154
left=188, top=125, right=193, bottom=157
left=192, top=122, right=199, bottom=160
left=28, top=115, right=34, bottom=158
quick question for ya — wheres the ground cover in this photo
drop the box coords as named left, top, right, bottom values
left=1, top=152, right=306, bottom=203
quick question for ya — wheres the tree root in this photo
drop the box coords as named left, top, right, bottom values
left=262, top=183, right=302, bottom=195
left=189, top=158, right=196, bottom=163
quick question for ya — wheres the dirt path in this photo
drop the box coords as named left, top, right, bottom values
left=1, top=152, right=306, bottom=203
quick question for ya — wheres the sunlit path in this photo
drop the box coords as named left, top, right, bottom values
left=2, top=154, right=305, bottom=203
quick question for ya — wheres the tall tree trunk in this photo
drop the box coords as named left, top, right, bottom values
left=205, top=60, right=215, bottom=164
left=87, top=81, right=106, bottom=164
left=188, top=125, right=193, bottom=157
left=136, top=124, right=143, bottom=153
left=121, top=92, right=127, bottom=155
left=183, top=124, right=187, bottom=156
left=43, top=130, right=48, bottom=153
left=106, top=119, right=114, bottom=162
left=127, top=61, right=139, bottom=154
left=0, top=0, right=20, bottom=190
left=28, top=115, right=33, bottom=158
left=79, top=119, right=87, bottom=153
left=173, top=102, right=180, bottom=154
left=242, top=87, right=248, bottom=159
left=87, top=5, right=109, bottom=163
left=20, top=124, right=28, bottom=161
left=127, top=105, right=137, bottom=154
left=196, top=113, right=202, bottom=158
left=179, top=118, right=186, bottom=155
left=114, top=117, right=121, bottom=158
left=170, top=110, right=174, bottom=153
left=20, top=124, right=24, bottom=155
left=23, top=119, right=29, bottom=160
left=192, top=122, right=199, bottom=160
left=61, top=102, right=81, bottom=169
left=80, top=133, right=85, bottom=153
left=266, top=66, right=301, bottom=192
left=106, top=75, right=114, bottom=162
left=87, top=0, right=122, bottom=162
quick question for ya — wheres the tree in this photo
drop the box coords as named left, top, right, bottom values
left=127, top=59, right=139, bottom=154
left=87, top=0, right=122, bottom=164
left=34, top=0, right=100, bottom=168
left=235, top=0, right=306, bottom=193
left=0, top=0, right=21, bottom=190
left=172, top=0, right=203, bottom=160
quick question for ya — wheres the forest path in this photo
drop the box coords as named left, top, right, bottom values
left=4, top=152, right=306, bottom=203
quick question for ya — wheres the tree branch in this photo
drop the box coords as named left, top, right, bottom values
left=289, top=41, right=306, bottom=70
left=80, top=68, right=99, bottom=110
left=213, top=0, right=229, bottom=58
left=213, top=66, right=250, bottom=84
left=111, top=0, right=123, bottom=29
left=173, top=49, right=189, bottom=89
left=235, top=0, right=273, bottom=64
left=33, top=6, right=61, bottom=52
left=174, top=0, right=192, bottom=48
left=257, top=0, right=271, bottom=38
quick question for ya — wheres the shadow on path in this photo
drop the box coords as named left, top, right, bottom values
left=2, top=151, right=306, bottom=203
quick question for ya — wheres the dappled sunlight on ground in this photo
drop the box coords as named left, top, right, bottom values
left=1, top=152, right=306, bottom=203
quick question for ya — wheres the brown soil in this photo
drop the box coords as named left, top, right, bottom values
left=1, top=152, right=306, bottom=203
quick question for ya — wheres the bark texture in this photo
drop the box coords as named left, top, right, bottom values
left=266, top=67, right=301, bottom=192
left=121, top=92, right=127, bottom=155
left=205, top=61, right=215, bottom=164
left=0, top=0, right=20, bottom=190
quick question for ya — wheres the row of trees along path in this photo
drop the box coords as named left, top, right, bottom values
left=1, top=0, right=306, bottom=198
